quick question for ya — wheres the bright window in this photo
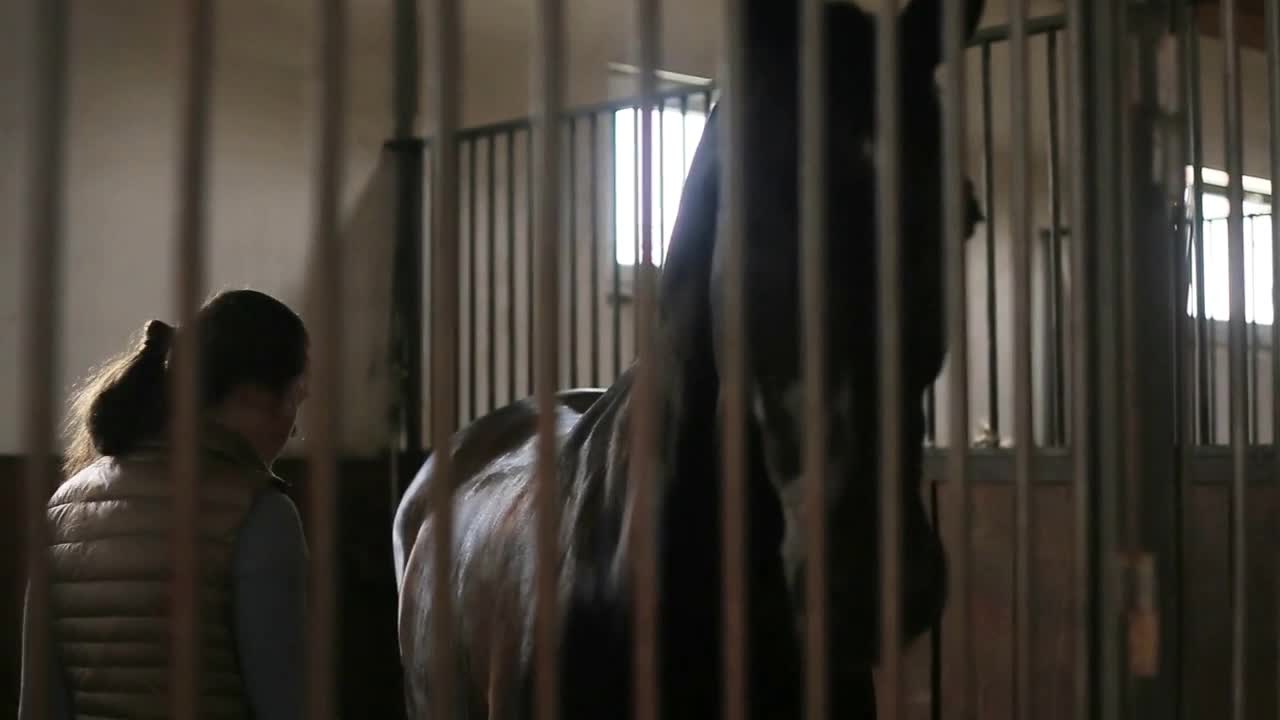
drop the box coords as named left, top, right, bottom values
left=1185, top=171, right=1275, bottom=325
left=614, top=105, right=708, bottom=266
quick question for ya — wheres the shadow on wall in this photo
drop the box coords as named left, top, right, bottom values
left=291, top=147, right=400, bottom=459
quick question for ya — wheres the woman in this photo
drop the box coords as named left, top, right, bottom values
left=19, top=288, right=311, bottom=720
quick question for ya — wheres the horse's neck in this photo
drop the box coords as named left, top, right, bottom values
left=645, top=107, right=784, bottom=567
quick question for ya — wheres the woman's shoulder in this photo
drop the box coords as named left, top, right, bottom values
left=236, top=489, right=309, bottom=573
left=48, top=454, right=158, bottom=508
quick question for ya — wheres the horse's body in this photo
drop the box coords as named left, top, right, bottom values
left=395, top=1, right=986, bottom=718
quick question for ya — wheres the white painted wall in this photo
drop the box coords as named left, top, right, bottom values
left=0, top=0, right=396, bottom=456
left=3, top=0, right=1275, bottom=458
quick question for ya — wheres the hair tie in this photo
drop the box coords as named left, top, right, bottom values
left=142, top=320, right=175, bottom=357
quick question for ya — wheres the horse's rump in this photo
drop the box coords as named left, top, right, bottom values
left=393, top=389, right=608, bottom=716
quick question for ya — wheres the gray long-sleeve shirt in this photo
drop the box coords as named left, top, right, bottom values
left=18, top=489, right=309, bottom=719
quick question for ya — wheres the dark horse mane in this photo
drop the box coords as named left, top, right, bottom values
left=393, top=1, right=986, bottom=717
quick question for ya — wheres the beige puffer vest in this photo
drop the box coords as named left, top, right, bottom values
left=44, top=420, right=282, bottom=719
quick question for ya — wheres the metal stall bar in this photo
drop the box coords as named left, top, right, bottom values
left=1186, top=17, right=1210, bottom=445
left=981, top=43, right=1000, bottom=441
left=170, top=0, right=216, bottom=713
left=531, top=0, right=565, bottom=717
left=1092, top=2, right=1123, bottom=717
left=304, top=0, right=347, bottom=715
left=509, top=131, right=518, bottom=403
left=876, top=0, right=904, bottom=717
left=634, top=108, right=641, bottom=316
left=798, top=0, right=828, bottom=718
left=425, top=0, right=461, bottom=714
left=613, top=110, right=624, bottom=381
left=1249, top=219, right=1259, bottom=444
left=1269, top=0, right=1280, bottom=707
left=1116, top=0, right=1147, bottom=712
left=658, top=99, right=666, bottom=264
left=1172, top=0, right=1194, bottom=713
left=718, top=0, right=748, bottom=717
left=468, top=140, right=477, bottom=421
left=530, top=128, right=537, bottom=395
left=569, top=118, right=579, bottom=387
left=590, top=113, right=601, bottom=387
left=630, top=0, right=660, bottom=717
left=941, top=0, right=972, bottom=715
left=1009, top=0, right=1035, bottom=716
left=1065, top=0, right=1093, bottom=717
left=489, top=135, right=498, bottom=410
left=19, top=0, right=69, bottom=717
left=388, top=0, right=423, bottom=474
left=1046, top=31, right=1066, bottom=448
left=1221, top=0, right=1248, bottom=715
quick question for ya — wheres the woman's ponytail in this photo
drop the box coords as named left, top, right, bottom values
left=62, top=320, right=174, bottom=476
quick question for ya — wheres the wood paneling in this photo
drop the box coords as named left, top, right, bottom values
left=1195, top=0, right=1272, bottom=53
left=5, top=450, right=1280, bottom=718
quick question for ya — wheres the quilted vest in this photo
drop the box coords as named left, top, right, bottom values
left=44, top=420, right=284, bottom=719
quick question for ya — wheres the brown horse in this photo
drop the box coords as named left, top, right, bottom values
left=393, top=0, right=987, bottom=717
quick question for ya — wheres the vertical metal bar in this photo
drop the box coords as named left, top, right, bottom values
left=1093, top=3, right=1122, bottom=717
left=925, top=385, right=937, bottom=446
left=929, top=481, right=942, bottom=720
left=389, top=0, right=422, bottom=458
left=942, top=0, right=973, bottom=714
left=718, top=0, right=748, bottom=718
left=509, top=132, right=518, bottom=403
left=1047, top=31, right=1066, bottom=447
left=531, top=0, right=565, bottom=718
left=1009, top=0, right=1034, bottom=716
left=634, top=106, right=641, bottom=279
left=631, top=0, right=660, bottom=717
left=454, top=143, right=463, bottom=425
left=1221, top=0, right=1248, bottom=715
left=1269, top=0, right=1280, bottom=451
left=590, top=113, right=601, bottom=387
left=1065, top=0, right=1092, bottom=716
left=489, top=135, right=497, bottom=412
left=658, top=99, right=666, bottom=265
left=569, top=118, right=579, bottom=387
left=1116, top=0, right=1143, bottom=712
left=612, top=113, right=623, bottom=380
left=981, top=43, right=1000, bottom=438
left=425, top=0, right=461, bottom=716
left=468, top=140, right=477, bottom=421
left=1187, top=22, right=1210, bottom=443
left=20, top=0, right=69, bottom=716
left=680, top=94, right=689, bottom=176
left=171, top=0, right=215, bottom=713
left=876, top=1, right=904, bottom=718
left=304, top=0, right=347, bottom=717
left=529, top=128, right=537, bottom=395
left=1170, top=1, right=1193, bottom=713
left=1267, top=1, right=1280, bottom=707
left=799, top=0, right=828, bottom=718
left=633, top=106, right=642, bottom=369
left=1249, top=218, right=1258, bottom=443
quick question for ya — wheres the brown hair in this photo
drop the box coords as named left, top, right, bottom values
left=63, top=289, right=309, bottom=476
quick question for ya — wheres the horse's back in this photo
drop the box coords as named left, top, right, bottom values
left=393, top=388, right=607, bottom=586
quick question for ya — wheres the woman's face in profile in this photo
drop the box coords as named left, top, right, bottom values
left=274, top=372, right=310, bottom=456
